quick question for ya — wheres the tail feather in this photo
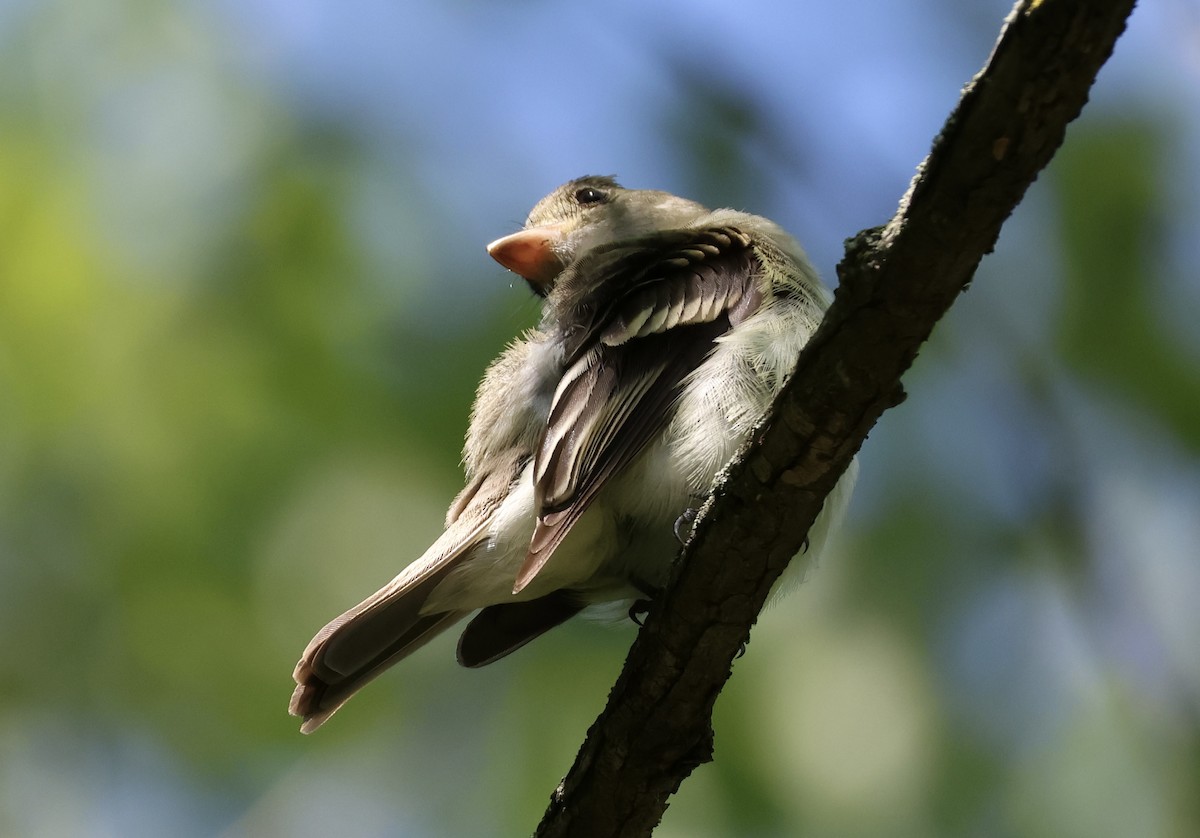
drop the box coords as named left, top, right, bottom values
left=291, top=609, right=468, bottom=733
left=291, top=453, right=531, bottom=732
left=290, top=527, right=488, bottom=732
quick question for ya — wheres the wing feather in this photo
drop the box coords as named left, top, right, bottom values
left=511, top=226, right=764, bottom=592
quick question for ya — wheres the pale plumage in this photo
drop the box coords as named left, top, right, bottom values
left=289, top=176, right=857, bottom=732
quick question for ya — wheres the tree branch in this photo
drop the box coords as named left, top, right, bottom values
left=534, top=1, right=1137, bottom=835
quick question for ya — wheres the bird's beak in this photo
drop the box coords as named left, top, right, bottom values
left=487, top=225, right=567, bottom=294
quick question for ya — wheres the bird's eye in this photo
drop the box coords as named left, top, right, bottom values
left=574, top=187, right=607, bottom=205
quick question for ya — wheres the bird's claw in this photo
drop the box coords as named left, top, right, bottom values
left=673, top=507, right=700, bottom=544
left=628, top=599, right=652, bottom=626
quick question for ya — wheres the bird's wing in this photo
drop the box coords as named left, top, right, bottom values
left=456, top=590, right=586, bottom=668
left=514, top=226, right=764, bottom=592
left=290, top=451, right=524, bottom=732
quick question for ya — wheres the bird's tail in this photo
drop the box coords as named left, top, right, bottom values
left=290, top=587, right=469, bottom=733
left=289, top=523, right=489, bottom=733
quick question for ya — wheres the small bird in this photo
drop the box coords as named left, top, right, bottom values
left=289, top=176, right=857, bottom=732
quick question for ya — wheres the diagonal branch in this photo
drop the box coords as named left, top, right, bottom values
left=533, top=1, right=1138, bottom=836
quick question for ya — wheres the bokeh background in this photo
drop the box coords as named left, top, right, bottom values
left=2, top=0, right=1198, bottom=835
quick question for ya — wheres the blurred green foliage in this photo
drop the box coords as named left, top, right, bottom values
left=1056, top=118, right=1200, bottom=450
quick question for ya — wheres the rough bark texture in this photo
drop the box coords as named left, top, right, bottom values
left=534, top=1, right=1138, bottom=836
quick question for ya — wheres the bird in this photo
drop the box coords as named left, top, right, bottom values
left=289, top=175, right=857, bottom=733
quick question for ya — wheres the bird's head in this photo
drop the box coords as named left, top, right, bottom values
left=487, top=176, right=710, bottom=295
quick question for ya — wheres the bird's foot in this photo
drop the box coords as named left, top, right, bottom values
left=673, top=507, right=700, bottom=544
left=626, top=574, right=664, bottom=626
left=628, top=599, right=652, bottom=627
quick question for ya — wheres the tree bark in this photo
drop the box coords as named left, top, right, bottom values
left=534, top=1, right=1138, bottom=836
